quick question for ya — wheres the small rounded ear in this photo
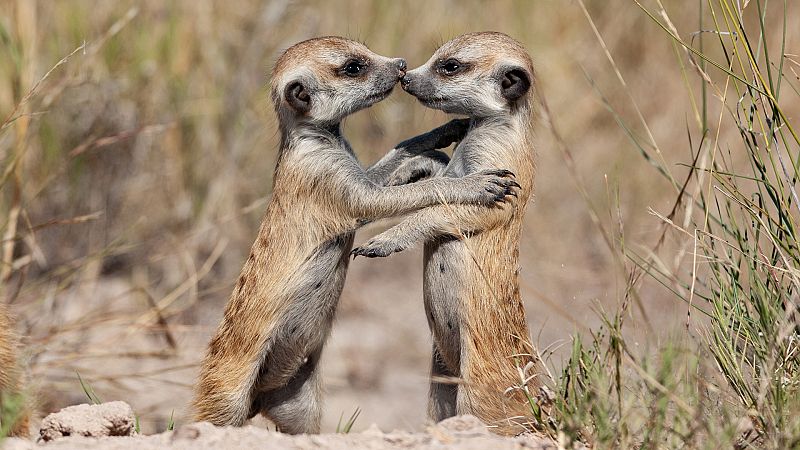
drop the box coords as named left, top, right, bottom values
left=284, top=81, right=311, bottom=113
left=500, top=68, right=531, bottom=101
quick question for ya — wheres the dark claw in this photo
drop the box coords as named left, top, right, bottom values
left=351, top=245, right=388, bottom=258
left=489, top=179, right=519, bottom=188
left=485, top=169, right=515, bottom=178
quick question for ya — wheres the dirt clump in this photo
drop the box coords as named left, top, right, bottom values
left=37, top=402, right=136, bottom=442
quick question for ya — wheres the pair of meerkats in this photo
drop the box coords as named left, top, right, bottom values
left=193, top=31, right=547, bottom=436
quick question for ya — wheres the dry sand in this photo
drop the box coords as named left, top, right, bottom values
left=4, top=407, right=560, bottom=450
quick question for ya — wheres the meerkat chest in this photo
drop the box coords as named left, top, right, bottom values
left=444, top=143, right=483, bottom=177
left=445, top=133, right=510, bottom=177
left=424, top=239, right=470, bottom=303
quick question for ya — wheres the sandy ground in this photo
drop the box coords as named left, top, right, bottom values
left=3, top=413, right=560, bottom=450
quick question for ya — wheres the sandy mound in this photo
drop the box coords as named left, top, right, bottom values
left=38, top=402, right=136, bottom=442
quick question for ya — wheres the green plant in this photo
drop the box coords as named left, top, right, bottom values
left=0, top=390, right=26, bottom=441
left=336, top=407, right=361, bottom=434
left=538, top=0, right=800, bottom=448
left=635, top=0, right=800, bottom=446
left=76, top=372, right=103, bottom=405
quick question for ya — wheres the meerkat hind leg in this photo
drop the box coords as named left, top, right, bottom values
left=428, top=344, right=458, bottom=422
left=256, top=347, right=323, bottom=434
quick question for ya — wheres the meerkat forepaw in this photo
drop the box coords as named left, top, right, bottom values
left=467, top=168, right=520, bottom=206
left=490, top=179, right=521, bottom=202
left=351, top=240, right=404, bottom=258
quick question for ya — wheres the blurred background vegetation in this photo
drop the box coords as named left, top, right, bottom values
left=1, top=0, right=798, bottom=447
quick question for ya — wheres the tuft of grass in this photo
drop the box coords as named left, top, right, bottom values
left=166, top=410, right=175, bottom=432
left=633, top=0, right=800, bottom=447
left=336, top=407, right=361, bottom=434
left=530, top=0, right=800, bottom=448
left=0, top=390, right=26, bottom=441
left=76, top=372, right=103, bottom=405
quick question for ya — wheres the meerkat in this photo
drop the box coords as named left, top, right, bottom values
left=352, top=32, right=547, bottom=435
left=193, top=36, right=520, bottom=435
left=0, top=303, right=28, bottom=437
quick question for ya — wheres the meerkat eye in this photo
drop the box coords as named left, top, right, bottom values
left=439, top=59, right=463, bottom=76
left=342, top=60, right=365, bottom=77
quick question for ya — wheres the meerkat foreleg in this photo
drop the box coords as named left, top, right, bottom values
left=343, top=169, right=518, bottom=221
left=352, top=202, right=517, bottom=258
left=385, top=149, right=449, bottom=186
left=365, top=119, right=467, bottom=184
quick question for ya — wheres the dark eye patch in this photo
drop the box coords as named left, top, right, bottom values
left=437, top=58, right=468, bottom=76
left=338, top=58, right=369, bottom=77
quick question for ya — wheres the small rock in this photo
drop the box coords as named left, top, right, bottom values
left=361, top=423, right=383, bottom=437
left=38, top=401, right=136, bottom=442
left=435, top=415, right=489, bottom=435
left=171, top=423, right=203, bottom=441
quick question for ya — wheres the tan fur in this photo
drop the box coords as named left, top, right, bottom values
left=0, top=303, right=28, bottom=437
left=353, top=32, right=547, bottom=435
left=193, top=36, right=518, bottom=434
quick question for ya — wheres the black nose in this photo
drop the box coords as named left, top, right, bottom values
left=395, top=58, right=407, bottom=75
left=400, top=75, right=411, bottom=88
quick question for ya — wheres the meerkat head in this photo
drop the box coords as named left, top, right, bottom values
left=401, top=32, right=535, bottom=117
left=270, top=37, right=407, bottom=127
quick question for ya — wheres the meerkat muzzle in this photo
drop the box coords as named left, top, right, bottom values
left=394, top=58, right=408, bottom=78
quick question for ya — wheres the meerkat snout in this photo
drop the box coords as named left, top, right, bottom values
left=394, top=58, right=407, bottom=76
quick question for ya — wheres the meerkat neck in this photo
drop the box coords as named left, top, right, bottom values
left=469, top=109, right=532, bottom=137
left=469, top=116, right=511, bottom=132
left=274, top=121, right=343, bottom=180
left=280, top=121, right=342, bottom=151
left=288, top=121, right=342, bottom=140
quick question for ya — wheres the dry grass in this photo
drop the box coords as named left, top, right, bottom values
left=0, top=0, right=798, bottom=445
